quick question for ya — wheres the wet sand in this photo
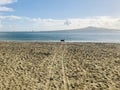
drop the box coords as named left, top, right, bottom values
left=0, top=42, right=120, bottom=90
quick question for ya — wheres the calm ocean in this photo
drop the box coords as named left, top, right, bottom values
left=0, top=31, right=120, bottom=42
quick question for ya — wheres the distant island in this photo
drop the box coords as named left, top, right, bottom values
left=37, top=26, right=120, bottom=33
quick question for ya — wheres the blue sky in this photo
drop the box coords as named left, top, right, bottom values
left=5, top=0, right=120, bottom=18
left=0, top=0, right=120, bottom=31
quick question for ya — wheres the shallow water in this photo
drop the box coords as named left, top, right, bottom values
left=0, top=31, right=120, bottom=42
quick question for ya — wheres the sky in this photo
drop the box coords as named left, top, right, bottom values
left=0, top=0, right=120, bottom=31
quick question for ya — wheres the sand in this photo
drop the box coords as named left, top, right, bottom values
left=0, top=42, right=120, bottom=90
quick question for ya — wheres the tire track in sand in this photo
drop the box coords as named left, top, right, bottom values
left=61, top=44, right=68, bottom=90
left=45, top=44, right=62, bottom=90
left=63, top=45, right=70, bottom=90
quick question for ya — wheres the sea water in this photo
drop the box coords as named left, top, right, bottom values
left=0, top=31, right=120, bottom=42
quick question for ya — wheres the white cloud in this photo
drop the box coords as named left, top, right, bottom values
left=64, top=20, right=71, bottom=26
left=63, top=16, right=120, bottom=30
left=0, top=0, right=17, bottom=12
left=0, top=15, right=120, bottom=31
left=0, top=0, right=17, bottom=5
left=0, top=15, right=21, bottom=19
left=0, top=6, right=13, bottom=11
left=0, top=20, right=3, bottom=28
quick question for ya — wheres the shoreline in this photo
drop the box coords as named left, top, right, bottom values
left=1, top=40, right=120, bottom=44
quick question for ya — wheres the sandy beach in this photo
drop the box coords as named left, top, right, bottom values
left=0, top=42, right=120, bottom=90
